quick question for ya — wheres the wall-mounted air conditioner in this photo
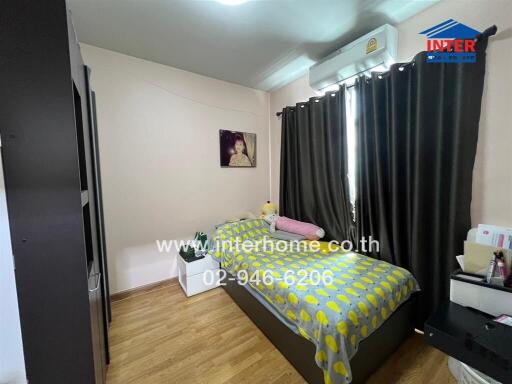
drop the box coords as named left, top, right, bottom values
left=309, top=24, right=398, bottom=91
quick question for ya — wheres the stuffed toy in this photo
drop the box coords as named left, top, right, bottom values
left=263, top=213, right=325, bottom=240
left=260, top=201, right=277, bottom=218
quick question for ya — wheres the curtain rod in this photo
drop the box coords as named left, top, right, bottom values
left=276, top=25, right=497, bottom=118
left=275, top=82, right=357, bottom=117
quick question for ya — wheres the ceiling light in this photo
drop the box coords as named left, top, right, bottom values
left=216, top=0, right=248, bottom=5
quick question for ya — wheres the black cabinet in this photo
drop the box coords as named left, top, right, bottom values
left=0, top=1, right=110, bottom=383
left=425, top=302, right=512, bottom=383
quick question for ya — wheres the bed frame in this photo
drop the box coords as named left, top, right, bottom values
left=222, top=270, right=417, bottom=384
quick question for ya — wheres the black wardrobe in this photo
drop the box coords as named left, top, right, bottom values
left=1, top=1, right=110, bottom=383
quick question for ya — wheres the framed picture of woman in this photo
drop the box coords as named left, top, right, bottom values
left=219, top=130, right=256, bottom=168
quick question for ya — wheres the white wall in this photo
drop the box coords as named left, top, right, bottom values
left=270, top=0, right=512, bottom=228
left=0, top=154, right=26, bottom=384
left=81, top=45, right=270, bottom=293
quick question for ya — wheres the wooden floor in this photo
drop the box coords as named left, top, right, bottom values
left=106, top=282, right=456, bottom=384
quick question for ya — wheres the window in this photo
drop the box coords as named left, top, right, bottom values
left=315, top=79, right=358, bottom=219
left=316, top=64, right=392, bottom=221
left=345, top=85, right=357, bottom=212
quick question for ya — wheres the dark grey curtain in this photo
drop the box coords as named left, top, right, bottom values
left=355, top=28, right=496, bottom=324
left=280, top=86, right=354, bottom=242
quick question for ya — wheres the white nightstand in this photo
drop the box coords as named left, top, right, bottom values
left=177, top=254, right=220, bottom=297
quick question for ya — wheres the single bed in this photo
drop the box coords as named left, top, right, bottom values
left=212, top=219, right=419, bottom=384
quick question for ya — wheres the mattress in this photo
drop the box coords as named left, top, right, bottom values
left=212, top=219, right=420, bottom=384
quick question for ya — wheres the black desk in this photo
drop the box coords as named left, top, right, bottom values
left=425, top=301, right=512, bottom=383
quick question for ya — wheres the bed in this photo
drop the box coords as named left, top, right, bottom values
left=211, top=219, right=420, bottom=384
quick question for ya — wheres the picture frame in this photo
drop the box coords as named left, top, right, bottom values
left=219, top=130, right=256, bottom=168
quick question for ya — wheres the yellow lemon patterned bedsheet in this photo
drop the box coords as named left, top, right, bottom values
left=211, top=219, right=420, bottom=384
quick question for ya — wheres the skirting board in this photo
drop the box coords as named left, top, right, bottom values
left=111, top=277, right=178, bottom=302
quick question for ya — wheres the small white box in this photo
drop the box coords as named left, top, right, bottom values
left=178, top=254, right=220, bottom=297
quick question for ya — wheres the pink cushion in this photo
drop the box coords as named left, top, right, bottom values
left=276, top=216, right=324, bottom=240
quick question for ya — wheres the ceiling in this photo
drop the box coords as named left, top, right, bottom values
left=68, top=0, right=438, bottom=92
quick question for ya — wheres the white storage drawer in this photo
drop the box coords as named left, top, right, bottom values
left=178, top=254, right=219, bottom=277
left=450, top=276, right=512, bottom=316
left=178, top=254, right=220, bottom=297
left=179, top=271, right=221, bottom=297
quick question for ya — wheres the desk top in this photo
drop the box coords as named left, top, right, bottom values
left=425, top=301, right=512, bottom=383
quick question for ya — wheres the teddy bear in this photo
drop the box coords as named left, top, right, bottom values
left=260, top=201, right=277, bottom=218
